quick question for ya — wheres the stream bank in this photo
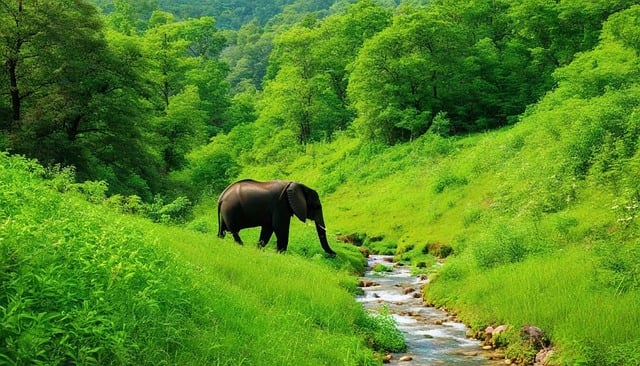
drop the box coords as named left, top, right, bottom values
left=357, top=255, right=504, bottom=365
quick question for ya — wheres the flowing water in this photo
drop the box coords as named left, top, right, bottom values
left=357, top=256, right=503, bottom=365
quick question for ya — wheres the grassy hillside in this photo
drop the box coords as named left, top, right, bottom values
left=0, top=152, right=398, bottom=365
left=227, top=120, right=640, bottom=364
left=207, top=20, right=640, bottom=364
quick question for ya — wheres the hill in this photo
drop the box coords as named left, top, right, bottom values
left=207, top=8, right=640, bottom=364
left=0, top=152, right=397, bottom=365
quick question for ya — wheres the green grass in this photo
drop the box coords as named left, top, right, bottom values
left=217, top=91, right=640, bottom=364
left=0, top=153, right=388, bottom=365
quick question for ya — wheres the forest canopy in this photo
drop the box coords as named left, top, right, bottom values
left=1, top=0, right=639, bottom=201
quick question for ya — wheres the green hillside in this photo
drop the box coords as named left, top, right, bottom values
left=0, top=152, right=397, bottom=365
left=206, top=8, right=640, bottom=364
left=4, top=0, right=640, bottom=365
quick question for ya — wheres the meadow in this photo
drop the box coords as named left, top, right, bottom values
left=0, top=152, right=405, bottom=365
left=222, top=85, right=640, bottom=364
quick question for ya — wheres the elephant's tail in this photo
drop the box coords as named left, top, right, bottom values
left=217, top=199, right=226, bottom=238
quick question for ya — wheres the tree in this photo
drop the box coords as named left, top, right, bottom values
left=0, top=1, right=165, bottom=198
left=256, top=0, right=392, bottom=144
left=154, top=85, right=209, bottom=171
left=348, top=5, right=466, bottom=143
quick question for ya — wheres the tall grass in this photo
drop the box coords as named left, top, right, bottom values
left=0, top=153, right=384, bottom=365
left=218, top=93, right=640, bottom=364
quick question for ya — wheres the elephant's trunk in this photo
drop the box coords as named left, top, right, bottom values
left=315, top=210, right=336, bottom=257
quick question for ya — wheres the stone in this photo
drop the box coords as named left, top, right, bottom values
left=402, top=287, right=415, bottom=294
left=521, top=325, right=549, bottom=350
left=534, top=347, right=555, bottom=366
left=359, top=279, right=379, bottom=287
left=382, top=353, right=393, bottom=363
left=493, top=325, right=508, bottom=335
left=399, top=355, right=413, bottom=361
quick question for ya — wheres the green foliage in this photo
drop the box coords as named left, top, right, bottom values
left=142, top=195, right=193, bottom=223
left=0, top=154, right=204, bottom=364
left=471, top=221, right=550, bottom=269
left=360, top=306, right=407, bottom=353
left=372, top=263, right=393, bottom=273
left=0, top=152, right=381, bottom=365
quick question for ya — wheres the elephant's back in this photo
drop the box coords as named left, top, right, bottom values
left=219, top=180, right=287, bottom=201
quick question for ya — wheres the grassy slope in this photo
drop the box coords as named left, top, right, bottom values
left=0, top=153, right=380, bottom=365
left=229, top=91, right=640, bottom=364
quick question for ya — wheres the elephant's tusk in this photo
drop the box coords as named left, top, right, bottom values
left=317, top=224, right=327, bottom=231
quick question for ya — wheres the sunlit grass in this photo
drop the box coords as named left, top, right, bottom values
left=218, top=111, right=640, bottom=364
left=0, top=153, right=383, bottom=365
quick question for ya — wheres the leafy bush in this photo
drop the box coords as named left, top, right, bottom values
left=472, top=222, right=549, bottom=269
left=186, top=142, right=241, bottom=198
left=433, top=173, right=468, bottom=194
left=372, top=263, right=393, bottom=273
left=143, top=195, right=193, bottom=223
left=360, top=307, right=406, bottom=353
left=0, top=154, right=206, bottom=365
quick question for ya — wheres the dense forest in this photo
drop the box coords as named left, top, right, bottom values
left=3, top=0, right=640, bottom=364
left=3, top=0, right=633, bottom=204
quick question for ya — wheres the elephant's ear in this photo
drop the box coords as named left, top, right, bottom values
left=286, top=182, right=307, bottom=222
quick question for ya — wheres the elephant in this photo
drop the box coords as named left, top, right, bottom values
left=217, top=179, right=336, bottom=257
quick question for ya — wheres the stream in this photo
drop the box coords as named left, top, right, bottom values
left=357, top=256, right=503, bottom=365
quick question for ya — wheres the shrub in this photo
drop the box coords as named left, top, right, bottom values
left=433, top=173, right=468, bottom=193
left=0, top=154, right=206, bottom=364
left=372, top=263, right=393, bottom=273
left=143, top=195, right=193, bottom=223
left=361, top=306, right=406, bottom=353
left=472, top=222, right=549, bottom=269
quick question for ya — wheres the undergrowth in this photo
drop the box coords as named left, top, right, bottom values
left=0, top=153, right=387, bottom=365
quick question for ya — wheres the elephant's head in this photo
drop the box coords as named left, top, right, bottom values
left=286, top=182, right=336, bottom=257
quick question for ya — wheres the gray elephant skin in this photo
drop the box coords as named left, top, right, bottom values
left=217, top=179, right=336, bottom=257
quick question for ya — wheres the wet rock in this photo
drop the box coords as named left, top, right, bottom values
left=521, top=325, right=549, bottom=350
left=534, top=347, right=555, bottom=366
left=412, top=292, right=422, bottom=299
left=359, top=279, right=379, bottom=287
left=382, top=353, right=393, bottom=363
left=359, top=246, right=371, bottom=257
left=399, top=355, right=413, bottom=361
left=401, top=286, right=415, bottom=295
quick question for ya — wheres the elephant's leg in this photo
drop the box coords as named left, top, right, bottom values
left=258, top=226, right=273, bottom=248
left=231, top=232, right=244, bottom=245
left=273, top=219, right=291, bottom=253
